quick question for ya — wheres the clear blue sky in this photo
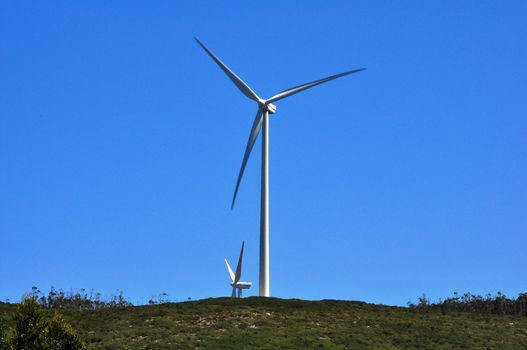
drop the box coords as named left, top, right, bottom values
left=1, top=1, right=526, bottom=306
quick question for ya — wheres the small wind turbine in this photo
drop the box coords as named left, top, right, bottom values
left=225, top=241, right=252, bottom=298
left=196, top=38, right=365, bottom=297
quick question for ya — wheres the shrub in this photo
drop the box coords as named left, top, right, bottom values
left=11, top=297, right=48, bottom=350
left=8, top=297, right=86, bottom=350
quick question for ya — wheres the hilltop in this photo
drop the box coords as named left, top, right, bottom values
left=1, top=297, right=526, bottom=349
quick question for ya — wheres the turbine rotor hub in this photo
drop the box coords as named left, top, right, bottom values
left=265, top=103, right=277, bottom=114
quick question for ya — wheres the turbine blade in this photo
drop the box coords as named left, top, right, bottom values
left=225, top=259, right=235, bottom=283
left=231, top=108, right=264, bottom=209
left=267, top=68, right=366, bottom=103
left=232, top=286, right=237, bottom=298
left=195, top=37, right=261, bottom=102
left=234, top=241, right=244, bottom=284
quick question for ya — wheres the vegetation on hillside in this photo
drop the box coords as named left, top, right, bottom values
left=0, top=297, right=527, bottom=350
left=1, top=292, right=527, bottom=350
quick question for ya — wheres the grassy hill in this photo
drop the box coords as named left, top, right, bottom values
left=2, top=297, right=527, bottom=349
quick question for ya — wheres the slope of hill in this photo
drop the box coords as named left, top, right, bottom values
left=1, top=297, right=527, bottom=349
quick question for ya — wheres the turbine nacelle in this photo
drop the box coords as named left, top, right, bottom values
left=231, top=281, right=252, bottom=289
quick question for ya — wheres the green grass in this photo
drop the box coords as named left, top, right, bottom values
left=2, top=298, right=527, bottom=349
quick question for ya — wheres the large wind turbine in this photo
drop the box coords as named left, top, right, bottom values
left=196, top=38, right=365, bottom=297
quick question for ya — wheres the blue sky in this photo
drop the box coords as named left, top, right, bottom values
left=1, top=1, right=526, bottom=306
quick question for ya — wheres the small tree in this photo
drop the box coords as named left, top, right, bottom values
left=417, top=294, right=430, bottom=308
left=11, top=297, right=48, bottom=350
left=9, top=297, right=86, bottom=350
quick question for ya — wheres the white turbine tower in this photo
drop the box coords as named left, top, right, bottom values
left=196, top=38, right=365, bottom=297
left=225, top=241, right=252, bottom=298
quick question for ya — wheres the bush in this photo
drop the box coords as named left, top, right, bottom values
left=8, top=297, right=86, bottom=350
left=11, top=297, right=48, bottom=350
